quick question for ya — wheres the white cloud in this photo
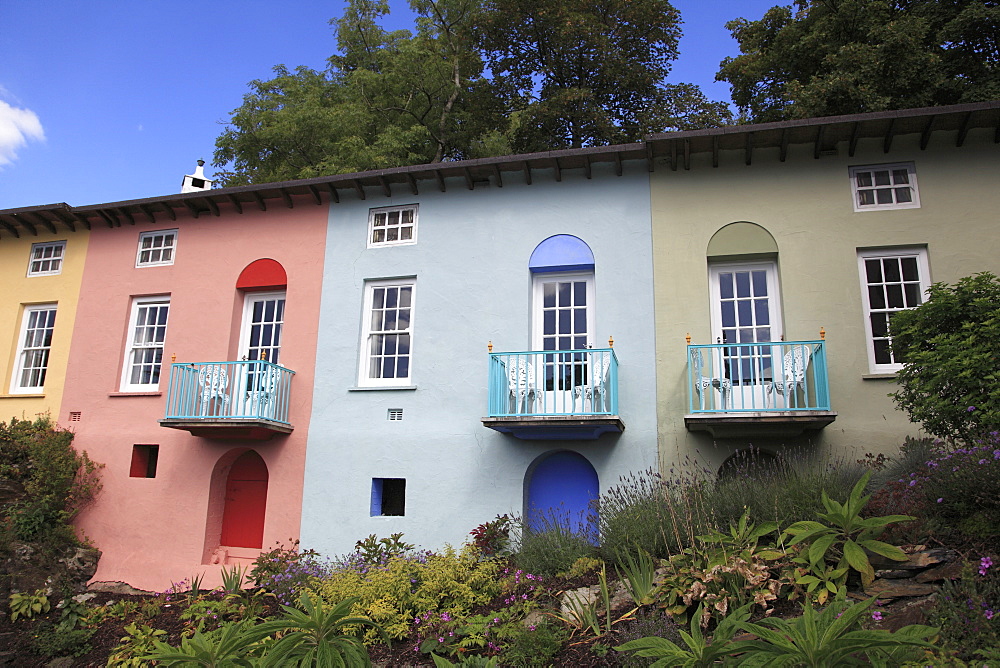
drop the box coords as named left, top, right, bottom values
left=0, top=100, right=45, bottom=166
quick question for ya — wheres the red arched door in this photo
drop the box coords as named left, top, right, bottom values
left=220, top=451, right=268, bottom=548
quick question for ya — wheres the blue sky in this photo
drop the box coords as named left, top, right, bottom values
left=0, top=0, right=777, bottom=209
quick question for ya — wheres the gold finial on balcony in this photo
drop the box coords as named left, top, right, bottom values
left=488, top=340, right=493, bottom=352
left=171, top=353, right=176, bottom=362
left=260, top=350, right=267, bottom=361
left=608, top=335, right=614, bottom=348
left=820, top=327, right=826, bottom=340
left=685, top=333, right=691, bottom=344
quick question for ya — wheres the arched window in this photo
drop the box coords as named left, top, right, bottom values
left=236, top=259, right=287, bottom=364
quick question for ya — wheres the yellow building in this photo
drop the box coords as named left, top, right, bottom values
left=646, top=102, right=1000, bottom=474
left=0, top=206, right=89, bottom=422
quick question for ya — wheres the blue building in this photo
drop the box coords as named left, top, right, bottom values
left=299, top=148, right=660, bottom=555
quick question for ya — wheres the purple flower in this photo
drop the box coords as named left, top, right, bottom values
left=986, top=610, right=995, bottom=620
left=937, top=498, right=943, bottom=503
left=980, top=557, right=993, bottom=576
left=968, top=406, right=976, bottom=412
left=871, top=611, right=883, bottom=621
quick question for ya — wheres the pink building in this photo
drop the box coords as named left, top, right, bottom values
left=60, top=180, right=327, bottom=591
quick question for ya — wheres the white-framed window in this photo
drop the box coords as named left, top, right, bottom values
left=850, top=162, right=920, bottom=212
left=358, top=279, right=415, bottom=386
left=10, top=304, right=57, bottom=394
left=120, top=296, right=170, bottom=391
left=857, top=248, right=930, bottom=373
left=367, top=205, right=417, bottom=248
left=136, top=230, right=178, bottom=267
left=27, top=241, right=66, bottom=276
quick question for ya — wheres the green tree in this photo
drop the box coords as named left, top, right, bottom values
left=214, top=0, right=502, bottom=187
left=890, top=272, right=1000, bottom=441
left=717, top=0, right=1000, bottom=123
left=476, top=0, right=732, bottom=151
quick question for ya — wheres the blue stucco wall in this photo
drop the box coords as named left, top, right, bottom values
left=299, top=163, right=658, bottom=557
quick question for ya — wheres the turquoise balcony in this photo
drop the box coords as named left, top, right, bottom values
left=482, top=348, right=624, bottom=440
left=160, top=360, right=295, bottom=440
left=685, top=341, right=836, bottom=437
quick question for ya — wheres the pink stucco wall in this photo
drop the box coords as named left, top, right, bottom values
left=61, top=203, right=327, bottom=591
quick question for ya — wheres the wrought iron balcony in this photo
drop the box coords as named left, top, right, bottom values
left=685, top=340, right=836, bottom=437
left=482, top=348, right=624, bottom=440
left=160, top=360, right=295, bottom=440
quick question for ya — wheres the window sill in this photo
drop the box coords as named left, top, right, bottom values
left=348, top=385, right=417, bottom=392
left=108, top=392, right=163, bottom=397
left=862, top=373, right=898, bottom=380
left=0, top=393, right=45, bottom=399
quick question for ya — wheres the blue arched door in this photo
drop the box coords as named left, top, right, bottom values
left=525, top=451, right=598, bottom=538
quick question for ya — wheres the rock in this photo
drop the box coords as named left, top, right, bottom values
left=874, top=569, right=915, bottom=579
left=71, top=592, right=97, bottom=605
left=0, top=479, right=25, bottom=504
left=915, top=560, right=964, bottom=583
left=870, top=547, right=957, bottom=570
left=88, top=580, right=151, bottom=595
left=864, top=579, right=939, bottom=599
left=14, top=543, right=35, bottom=560
left=880, top=595, right=938, bottom=633
left=523, top=610, right=548, bottom=628
left=61, top=547, right=100, bottom=580
left=561, top=585, right=598, bottom=616
left=609, top=580, right=635, bottom=611
left=46, top=658, right=74, bottom=668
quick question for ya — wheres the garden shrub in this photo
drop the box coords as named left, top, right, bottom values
left=310, top=544, right=504, bottom=642
left=870, top=435, right=1000, bottom=547
left=890, top=272, right=1000, bottom=442
left=0, top=417, right=102, bottom=556
left=249, top=540, right=328, bottom=605
left=927, top=557, right=1000, bottom=661
left=512, top=513, right=597, bottom=577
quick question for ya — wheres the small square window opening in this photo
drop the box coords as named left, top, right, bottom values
left=368, top=205, right=417, bottom=247
left=371, top=478, right=406, bottom=516
left=387, top=408, right=403, bottom=421
left=27, top=241, right=66, bottom=276
left=850, top=163, right=919, bottom=212
left=136, top=230, right=178, bottom=267
left=130, top=445, right=159, bottom=478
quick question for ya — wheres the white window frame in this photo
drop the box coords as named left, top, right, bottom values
left=357, top=279, right=416, bottom=387
left=135, top=229, right=178, bottom=267
left=120, top=296, right=170, bottom=392
left=849, top=162, right=920, bottom=212
left=27, top=241, right=66, bottom=276
left=239, top=291, right=286, bottom=364
left=530, top=272, right=596, bottom=352
left=367, top=205, right=418, bottom=248
left=857, top=247, right=930, bottom=374
left=10, top=304, right=57, bottom=394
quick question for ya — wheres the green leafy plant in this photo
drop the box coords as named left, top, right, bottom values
left=550, top=565, right=629, bottom=637
left=220, top=563, right=246, bottom=594
left=107, top=622, right=168, bottom=667
left=615, top=548, right=659, bottom=606
left=250, top=540, right=327, bottom=605
left=731, top=588, right=939, bottom=666
left=468, top=515, right=513, bottom=558
left=890, top=272, right=1000, bottom=441
left=247, top=593, right=383, bottom=667
left=615, top=601, right=752, bottom=667
left=9, top=589, right=50, bottom=621
left=354, top=532, right=415, bottom=564
left=499, top=621, right=567, bottom=667
left=926, top=558, right=1000, bottom=660
left=784, top=470, right=913, bottom=592
left=431, top=654, right=499, bottom=667
left=142, top=619, right=261, bottom=666
left=29, top=621, right=94, bottom=658
left=512, top=511, right=596, bottom=577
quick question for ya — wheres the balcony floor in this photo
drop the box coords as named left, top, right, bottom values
left=482, top=415, right=624, bottom=440
left=684, top=411, right=837, bottom=438
left=159, top=418, right=293, bottom=440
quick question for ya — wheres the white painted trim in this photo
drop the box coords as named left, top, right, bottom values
left=10, top=303, right=58, bottom=394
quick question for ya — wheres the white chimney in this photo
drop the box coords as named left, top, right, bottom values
left=181, top=159, right=213, bottom=193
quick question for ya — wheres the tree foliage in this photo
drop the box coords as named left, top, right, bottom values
left=475, top=0, right=731, bottom=151
left=717, top=0, right=1000, bottom=123
left=214, top=0, right=730, bottom=185
left=890, top=272, right=1000, bottom=442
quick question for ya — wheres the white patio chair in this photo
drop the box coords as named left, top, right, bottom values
left=573, top=350, right=610, bottom=413
left=198, top=364, right=230, bottom=416
left=691, top=348, right=732, bottom=410
left=507, top=357, right=536, bottom=415
left=767, top=344, right=811, bottom=408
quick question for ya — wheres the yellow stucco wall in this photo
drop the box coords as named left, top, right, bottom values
left=650, top=127, right=1000, bottom=473
left=0, top=230, right=89, bottom=423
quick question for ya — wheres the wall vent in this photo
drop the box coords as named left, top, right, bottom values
left=69, top=411, right=82, bottom=422
left=387, top=408, right=403, bottom=421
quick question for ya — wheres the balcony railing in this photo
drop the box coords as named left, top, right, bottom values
left=161, top=360, right=295, bottom=438
left=488, top=348, right=619, bottom=417
left=687, top=341, right=830, bottom=414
